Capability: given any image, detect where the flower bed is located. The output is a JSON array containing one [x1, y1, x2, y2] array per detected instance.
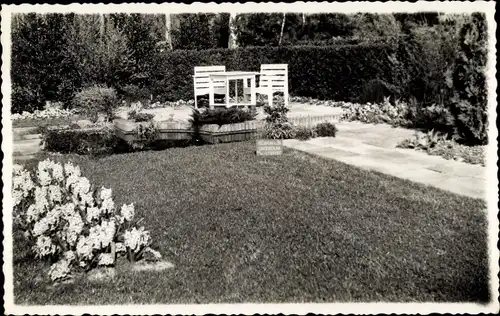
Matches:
[[398, 133, 486, 166], [42, 124, 119, 156], [12, 159, 163, 284], [114, 118, 262, 145], [12, 104, 81, 128]]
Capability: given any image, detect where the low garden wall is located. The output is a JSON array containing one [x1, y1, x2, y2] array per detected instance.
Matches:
[[114, 119, 264, 144], [114, 114, 342, 144]]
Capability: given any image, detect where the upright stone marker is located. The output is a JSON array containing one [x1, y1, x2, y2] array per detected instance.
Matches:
[[256, 139, 283, 156]]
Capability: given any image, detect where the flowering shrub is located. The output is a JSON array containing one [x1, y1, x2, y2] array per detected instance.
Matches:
[[12, 159, 161, 283], [340, 97, 412, 126], [11, 103, 76, 121], [260, 122, 296, 140], [145, 99, 195, 109], [289, 96, 344, 107]]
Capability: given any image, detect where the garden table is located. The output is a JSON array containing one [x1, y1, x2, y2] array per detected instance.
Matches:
[[208, 71, 260, 109]]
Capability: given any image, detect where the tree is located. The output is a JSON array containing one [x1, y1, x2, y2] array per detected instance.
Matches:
[[449, 13, 489, 145], [108, 14, 162, 88], [171, 13, 219, 49], [228, 12, 238, 49], [68, 14, 132, 91], [165, 13, 173, 49], [350, 13, 402, 40], [279, 13, 286, 46], [11, 13, 81, 112]]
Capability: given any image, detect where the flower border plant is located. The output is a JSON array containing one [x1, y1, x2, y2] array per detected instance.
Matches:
[[12, 159, 163, 283]]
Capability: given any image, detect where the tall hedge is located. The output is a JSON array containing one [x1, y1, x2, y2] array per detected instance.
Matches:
[[449, 13, 489, 145], [150, 43, 398, 103]]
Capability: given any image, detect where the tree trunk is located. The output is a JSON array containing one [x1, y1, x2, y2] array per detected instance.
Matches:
[[165, 13, 173, 49], [228, 12, 238, 49], [99, 14, 105, 39], [279, 13, 286, 46]]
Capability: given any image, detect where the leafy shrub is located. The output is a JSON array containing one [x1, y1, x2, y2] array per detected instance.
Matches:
[[397, 129, 447, 151], [121, 84, 152, 105], [315, 122, 338, 137], [263, 102, 290, 124], [295, 126, 317, 141], [128, 121, 161, 151], [397, 130, 485, 166], [260, 122, 296, 140], [188, 107, 256, 144], [408, 102, 455, 133], [260, 98, 297, 139], [128, 111, 155, 122], [72, 86, 118, 123], [12, 160, 161, 283], [195, 107, 257, 126], [42, 126, 119, 156]]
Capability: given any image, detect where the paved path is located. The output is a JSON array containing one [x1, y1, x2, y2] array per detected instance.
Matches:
[[283, 121, 486, 200], [13, 126, 43, 163], [116, 103, 344, 122]]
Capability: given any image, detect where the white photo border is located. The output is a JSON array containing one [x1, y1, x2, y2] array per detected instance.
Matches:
[[2, 2, 498, 315]]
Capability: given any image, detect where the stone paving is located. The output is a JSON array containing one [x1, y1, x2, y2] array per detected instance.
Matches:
[[283, 121, 487, 200], [13, 126, 43, 163], [115, 102, 344, 122]]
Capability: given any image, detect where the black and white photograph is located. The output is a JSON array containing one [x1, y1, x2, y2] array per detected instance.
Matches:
[[1, 2, 498, 314]]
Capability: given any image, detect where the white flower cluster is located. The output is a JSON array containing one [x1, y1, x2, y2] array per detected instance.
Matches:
[[124, 227, 151, 252], [12, 164, 34, 207], [11, 104, 76, 121], [12, 158, 159, 283], [130, 101, 144, 113], [143, 247, 163, 262], [48, 259, 72, 282], [120, 203, 134, 222], [12, 159, 161, 281]]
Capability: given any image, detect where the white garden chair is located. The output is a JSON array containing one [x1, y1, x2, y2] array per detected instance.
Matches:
[[247, 64, 289, 107], [193, 65, 227, 108]]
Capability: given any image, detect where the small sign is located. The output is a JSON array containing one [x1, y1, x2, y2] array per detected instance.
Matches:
[[256, 139, 283, 156]]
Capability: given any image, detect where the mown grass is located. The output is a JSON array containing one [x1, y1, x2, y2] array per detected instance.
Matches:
[[13, 141, 489, 304]]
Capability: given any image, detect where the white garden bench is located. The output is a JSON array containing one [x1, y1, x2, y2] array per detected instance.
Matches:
[[245, 64, 289, 107], [193, 65, 227, 108]]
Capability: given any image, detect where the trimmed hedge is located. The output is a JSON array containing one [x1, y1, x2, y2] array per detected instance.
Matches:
[[43, 126, 119, 156], [149, 44, 399, 103]]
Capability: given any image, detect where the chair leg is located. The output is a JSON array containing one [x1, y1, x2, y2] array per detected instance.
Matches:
[[194, 96, 198, 109], [284, 91, 289, 107], [268, 91, 273, 107]]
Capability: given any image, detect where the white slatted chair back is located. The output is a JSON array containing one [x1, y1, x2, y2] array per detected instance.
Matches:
[[194, 66, 226, 95], [259, 64, 288, 91], [193, 65, 227, 107], [258, 64, 289, 106]]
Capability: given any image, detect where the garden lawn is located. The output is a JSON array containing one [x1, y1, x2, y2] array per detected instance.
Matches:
[[13, 142, 489, 304]]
